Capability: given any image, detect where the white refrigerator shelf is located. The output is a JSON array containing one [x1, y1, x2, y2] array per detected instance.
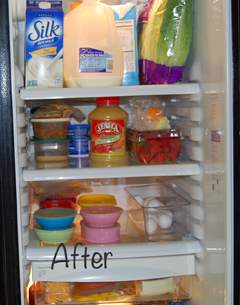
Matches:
[[32, 255, 196, 282], [28, 231, 201, 281], [23, 162, 201, 182], [27, 234, 201, 261], [20, 83, 200, 100]]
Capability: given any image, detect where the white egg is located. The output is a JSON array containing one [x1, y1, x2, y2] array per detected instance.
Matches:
[[146, 212, 158, 222], [146, 207, 158, 215], [160, 209, 173, 218], [144, 197, 165, 208], [146, 217, 158, 234], [158, 210, 173, 229], [134, 195, 144, 205], [144, 198, 165, 215]]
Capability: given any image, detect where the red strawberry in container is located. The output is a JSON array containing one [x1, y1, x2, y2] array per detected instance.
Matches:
[[137, 144, 152, 164], [127, 105, 181, 164]]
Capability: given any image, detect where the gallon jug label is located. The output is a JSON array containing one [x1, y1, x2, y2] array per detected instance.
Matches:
[[79, 48, 113, 73], [91, 119, 125, 155]]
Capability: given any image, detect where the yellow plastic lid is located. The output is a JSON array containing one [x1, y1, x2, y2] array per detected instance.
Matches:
[[78, 194, 117, 207]]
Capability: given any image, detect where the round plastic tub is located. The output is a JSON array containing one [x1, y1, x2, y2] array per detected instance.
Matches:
[[40, 198, 76, 209], [80, 206, 122, 228], [78, 194, 117, 207], [32, 118, 70, 139], [34, 208, 76, 230], [34, 227, 73, 244], [81, 221, 120, 244], [32, 138, 69, 164], [69, 138, 89, 155], [69, 155, 89, 168], [68, 124, 89, 137]]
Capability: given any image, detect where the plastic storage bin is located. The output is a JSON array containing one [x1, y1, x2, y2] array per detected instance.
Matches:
[[127, 129, 181, 164], [126, 184, 190, 241], [32, 138, 69, 168], [32, 118, 70, 139], [32, 278, 191, 304]]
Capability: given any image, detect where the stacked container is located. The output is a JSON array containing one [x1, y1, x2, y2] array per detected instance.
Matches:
[[33, 207, 76, 244], [68, 124, 90, 168], [78, 194, 122, 244], [32, 118, 70, 168]]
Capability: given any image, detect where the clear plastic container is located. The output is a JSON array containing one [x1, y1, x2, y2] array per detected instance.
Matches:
[[68, 124, 89, 137], [33, 278, 191, 304], [64, 0, 123, 87], [127, 129, 181, 164], [126, 184, 190, 241], [34, 281, 141, 304], [69, 155, 89, 168], [32, 138, 69, 167], [32, 118, 70, 139], [36, 160, 69, 169], [69, 138, 89, 155]]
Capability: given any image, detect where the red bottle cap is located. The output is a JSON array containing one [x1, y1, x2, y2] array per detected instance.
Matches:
[[96, 97, 120, 106]]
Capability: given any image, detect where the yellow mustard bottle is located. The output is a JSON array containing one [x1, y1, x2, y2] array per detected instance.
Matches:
[[89, 97, 128, 167]]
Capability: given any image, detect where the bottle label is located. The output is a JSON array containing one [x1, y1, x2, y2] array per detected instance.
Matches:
[[91, 119, 125, 154], [115, 19, 135, 73], [79, 48, 113, 73]]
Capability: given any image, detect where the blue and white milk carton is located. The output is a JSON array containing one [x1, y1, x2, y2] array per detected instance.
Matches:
[[25, 0, 63, 88]]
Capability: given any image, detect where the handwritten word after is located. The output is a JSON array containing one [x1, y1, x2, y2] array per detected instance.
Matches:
[[51, 243, 113, 270]]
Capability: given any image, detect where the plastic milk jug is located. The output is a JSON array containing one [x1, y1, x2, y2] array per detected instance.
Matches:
[[64, 0, 123, 87]]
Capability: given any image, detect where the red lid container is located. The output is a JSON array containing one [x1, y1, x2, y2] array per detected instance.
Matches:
[[40, 198, 76, 209]]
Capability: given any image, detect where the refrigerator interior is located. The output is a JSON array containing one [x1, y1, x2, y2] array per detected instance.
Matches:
[[8, 0, 233, 304]]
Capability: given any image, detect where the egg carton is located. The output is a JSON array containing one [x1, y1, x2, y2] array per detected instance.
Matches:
[[125, 184, 191, 241]]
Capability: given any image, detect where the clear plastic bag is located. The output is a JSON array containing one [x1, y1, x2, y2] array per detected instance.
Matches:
[[138, 0, 193, 84], [128, 97, 170, 131]]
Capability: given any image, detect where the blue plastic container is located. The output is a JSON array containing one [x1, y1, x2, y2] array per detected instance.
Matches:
[[68, 124, 89, 155], [68, 124, 89, 137], [69, 137, 89, 155], [34, 208, 76, 230], [69, 155, 89, 168]]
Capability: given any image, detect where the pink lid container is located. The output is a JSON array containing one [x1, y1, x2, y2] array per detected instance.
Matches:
[[80, 205, 122, 228], [81, 221, 120, 244]]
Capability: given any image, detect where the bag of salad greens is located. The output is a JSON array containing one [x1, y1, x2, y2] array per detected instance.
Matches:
[[138, 0, 192, 84]]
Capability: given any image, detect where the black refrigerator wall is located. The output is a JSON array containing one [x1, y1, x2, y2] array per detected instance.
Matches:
[[0, 0, 21, 304], [232, 0, 240, 304]]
